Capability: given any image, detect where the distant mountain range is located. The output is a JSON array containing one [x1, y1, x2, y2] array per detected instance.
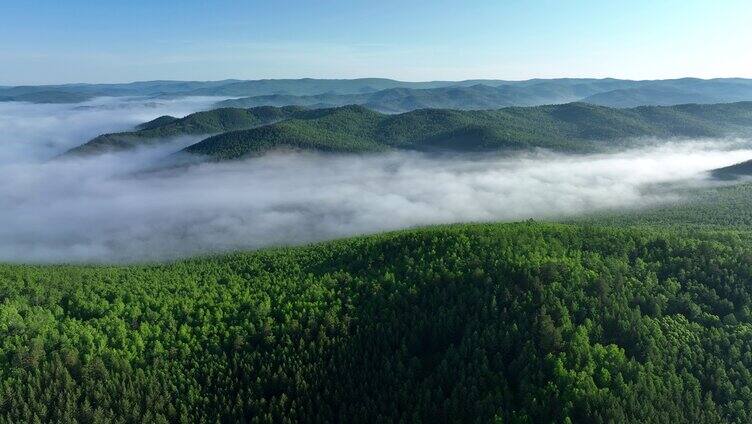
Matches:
[[6, 78, 752, 109], [64, 101, 752, 160], [214, 83, 596, 112]]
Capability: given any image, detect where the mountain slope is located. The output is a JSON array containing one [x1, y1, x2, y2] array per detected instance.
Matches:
[[3, 222, 752, 422], [64, 106, 307, 155], [183, 102, 752, 160], [711, 159, 752, 180]]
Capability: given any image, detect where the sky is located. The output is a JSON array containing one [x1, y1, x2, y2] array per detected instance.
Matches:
[[1, 0, 751, 85]]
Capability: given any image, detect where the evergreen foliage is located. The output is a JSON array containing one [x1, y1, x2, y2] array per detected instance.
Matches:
[[65, 106, 306, 155], [2, 223, 752, 422], [184, 102, 752, 160]]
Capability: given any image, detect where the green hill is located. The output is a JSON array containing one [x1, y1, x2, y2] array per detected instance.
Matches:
[[711, 159, 752, 180], [183, 102, 752, 160], [2, 222, 752, 422], [64, 106, 307, 155], [134, 115, 178, 130]]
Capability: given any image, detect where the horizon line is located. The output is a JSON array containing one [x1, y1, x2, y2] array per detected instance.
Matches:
[[3, 75, 752, 87]]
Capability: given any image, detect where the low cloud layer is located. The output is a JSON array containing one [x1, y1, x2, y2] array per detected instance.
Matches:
[[1, 98, 752, 263], [0, 96, 224, 164]]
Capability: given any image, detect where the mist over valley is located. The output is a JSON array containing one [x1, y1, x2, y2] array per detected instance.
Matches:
[[3, 96, 752, 262]]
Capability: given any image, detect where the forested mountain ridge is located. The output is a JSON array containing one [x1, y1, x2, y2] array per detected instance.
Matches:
[[0, 77, 633, 104], [215, 83, 613, 113], [183, 102, 752, 160], [215, 78, 752, 112], [2, 222, 752, 422], [4, 77, 752, 107], [64, 106, 307, 155]]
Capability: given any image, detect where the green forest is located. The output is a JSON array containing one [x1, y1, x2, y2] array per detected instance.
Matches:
[[3, 221, 752, 422], [183, 102, 752, 160], [64, 106, 307, 156], [63, 101, 752, 159]]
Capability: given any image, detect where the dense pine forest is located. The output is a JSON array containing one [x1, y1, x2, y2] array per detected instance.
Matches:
[[2, 222, 752, 422]]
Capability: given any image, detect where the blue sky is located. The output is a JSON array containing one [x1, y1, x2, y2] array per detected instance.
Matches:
[[1, 0, 750, 84]]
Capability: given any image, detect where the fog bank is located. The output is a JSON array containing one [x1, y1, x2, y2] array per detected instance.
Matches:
[[0, 96, 224, 164], [2, 144, 751, 263]]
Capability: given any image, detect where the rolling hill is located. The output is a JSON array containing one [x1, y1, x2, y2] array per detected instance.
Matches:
[[64, 106, 307, 155], [182, 102, 752, 160], [134, 115, 179, 130], [3, 222, 752, 422], [216, 78, 752, 112]]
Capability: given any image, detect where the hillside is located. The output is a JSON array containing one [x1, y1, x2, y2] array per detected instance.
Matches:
[[587, 182, 752, 229], [134, 115, 178, 130], [2, 222, 752, 422], [64, 106, 307, 155], [183, 102, 752, 160], [711, 159, 752, 180]]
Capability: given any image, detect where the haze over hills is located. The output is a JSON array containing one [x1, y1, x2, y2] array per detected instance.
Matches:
[[5, 78, 752, 109], [582, 79, 752, 108], [214, 79, 644, 112]]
